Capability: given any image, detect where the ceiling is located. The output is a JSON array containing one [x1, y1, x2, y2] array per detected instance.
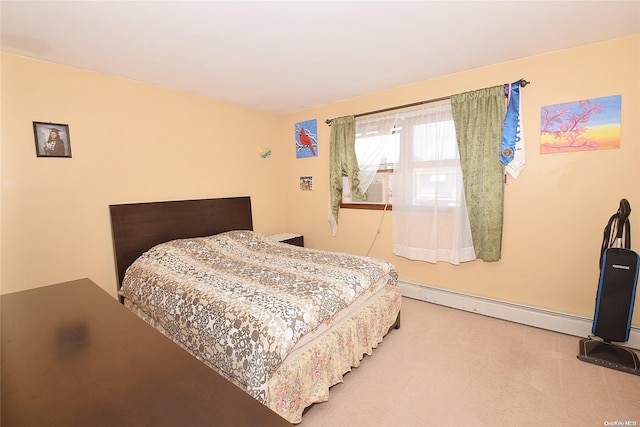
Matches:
[[2, 1, 639, 115]]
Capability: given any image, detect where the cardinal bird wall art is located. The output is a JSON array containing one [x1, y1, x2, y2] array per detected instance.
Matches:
[[295, 119, 318, 159]]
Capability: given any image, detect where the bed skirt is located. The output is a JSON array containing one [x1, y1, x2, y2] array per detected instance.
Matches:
[[125, 284, 401, 423]]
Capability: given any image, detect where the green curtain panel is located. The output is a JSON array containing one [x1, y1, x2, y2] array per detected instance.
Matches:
[[328, 116, 361, 235], [451, 86, 506, 261]]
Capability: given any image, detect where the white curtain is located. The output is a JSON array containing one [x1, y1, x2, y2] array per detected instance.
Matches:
[[354, 114, 399, 196], [391, 103, 475, 264]]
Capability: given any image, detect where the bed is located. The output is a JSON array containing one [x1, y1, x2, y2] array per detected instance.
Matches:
[[110, 196, 401, 423]]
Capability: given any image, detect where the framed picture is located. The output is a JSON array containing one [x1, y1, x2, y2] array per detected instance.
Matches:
[[300, 176, 313, 191], [295, 119, 318, 159], [540, 95, 621, 154], [33, 121, 72, 158]]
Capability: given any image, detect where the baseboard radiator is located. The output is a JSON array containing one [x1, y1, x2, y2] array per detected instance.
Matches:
[[398, 280, 640, 351]]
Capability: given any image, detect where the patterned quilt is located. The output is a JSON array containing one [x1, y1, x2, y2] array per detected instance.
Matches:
[[120, 230, 398, 403]]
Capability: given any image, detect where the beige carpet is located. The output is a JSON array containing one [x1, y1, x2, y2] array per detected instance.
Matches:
[[300, 297, 640, 427]]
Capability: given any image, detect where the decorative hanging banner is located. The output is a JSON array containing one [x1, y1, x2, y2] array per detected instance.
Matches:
[[500, 82, 521, 166], [506, 90, 525, 179], [501, 81, 525, 179]]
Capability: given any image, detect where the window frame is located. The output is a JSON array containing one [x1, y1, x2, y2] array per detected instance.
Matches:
[[341, 103, 459, 211]]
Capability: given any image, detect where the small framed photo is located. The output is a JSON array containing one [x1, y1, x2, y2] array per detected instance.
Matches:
[[33, 121, 72, 158]]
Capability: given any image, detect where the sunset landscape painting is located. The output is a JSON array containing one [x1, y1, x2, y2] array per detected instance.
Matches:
[[540, 95, 621, 154]]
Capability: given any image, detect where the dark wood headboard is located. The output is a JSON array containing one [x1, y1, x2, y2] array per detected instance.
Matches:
[[109, 196, 253, 295]]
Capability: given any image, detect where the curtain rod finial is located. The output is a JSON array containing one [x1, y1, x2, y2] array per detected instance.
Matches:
[[520, 79, 530, 87]]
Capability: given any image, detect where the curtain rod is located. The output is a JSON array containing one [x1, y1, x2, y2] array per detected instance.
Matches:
[[324, 78, 529, 126]]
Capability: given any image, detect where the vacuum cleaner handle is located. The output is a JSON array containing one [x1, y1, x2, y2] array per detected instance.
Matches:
[[615, 199, 631, 247], [616, 199, 631, 232], [601, 199, 633, 267]]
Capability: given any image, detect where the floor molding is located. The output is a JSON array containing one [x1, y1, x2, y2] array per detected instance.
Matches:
[[398, 280, 640, 350]]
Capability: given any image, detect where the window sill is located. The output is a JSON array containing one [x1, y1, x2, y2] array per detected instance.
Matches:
[[339, 203, 393, 211]]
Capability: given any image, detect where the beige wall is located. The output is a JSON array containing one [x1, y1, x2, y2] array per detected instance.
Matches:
[[2, 36, 639, 327], [282, 36, 640, 324], [1, 54, 287, 297]]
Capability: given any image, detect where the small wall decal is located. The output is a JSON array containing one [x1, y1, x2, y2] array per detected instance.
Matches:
[[540, 95, 621, 154], [295, 119, 318, 159], [259, 147, 272, 158]]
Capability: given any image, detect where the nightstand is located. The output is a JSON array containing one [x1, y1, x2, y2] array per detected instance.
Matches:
[[270, 233, 304, 247]]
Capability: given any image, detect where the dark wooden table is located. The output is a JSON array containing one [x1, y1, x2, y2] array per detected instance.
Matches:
[[1, 278, 290, 426]]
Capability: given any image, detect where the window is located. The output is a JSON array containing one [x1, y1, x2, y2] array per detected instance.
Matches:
[[341, 102, 459, 210], [333, 101, 474, 264], [391, 102, 474, 264], [339, 114, 398, 209], [402, 117, 459, 208]]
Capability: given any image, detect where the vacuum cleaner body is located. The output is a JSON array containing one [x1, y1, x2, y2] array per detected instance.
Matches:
[[578, 199, 640, 375], [593, 247, 639, 342]]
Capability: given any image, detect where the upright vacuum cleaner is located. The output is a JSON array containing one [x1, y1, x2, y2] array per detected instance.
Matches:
[[578, 199, 640, 375]]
